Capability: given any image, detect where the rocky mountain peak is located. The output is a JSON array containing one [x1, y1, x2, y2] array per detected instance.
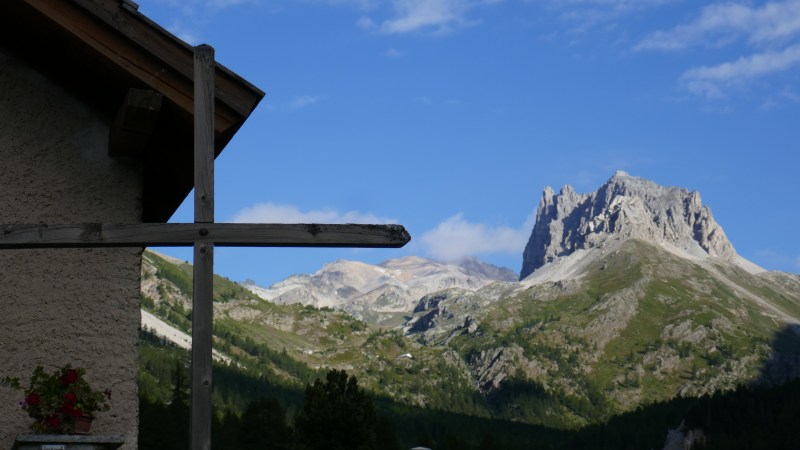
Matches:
[[520, 172, 747, 280], [612, 169, 630, 178]]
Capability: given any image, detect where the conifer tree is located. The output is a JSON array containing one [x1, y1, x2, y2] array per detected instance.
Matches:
[[294, 369, 378, 450], [239, 397, 292, 450]]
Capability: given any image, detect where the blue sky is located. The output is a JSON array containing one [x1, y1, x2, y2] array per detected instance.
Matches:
[[142, 0, 800, 286]]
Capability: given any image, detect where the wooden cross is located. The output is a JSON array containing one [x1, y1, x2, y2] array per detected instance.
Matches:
[[0, 45, 410, 450]]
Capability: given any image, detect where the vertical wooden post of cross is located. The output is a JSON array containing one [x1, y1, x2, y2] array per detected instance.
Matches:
[[191, 44, 215, 450]]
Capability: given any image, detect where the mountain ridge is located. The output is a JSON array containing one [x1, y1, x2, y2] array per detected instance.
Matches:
[[520, 171, 762, 280], [242, 255, 516, 326]]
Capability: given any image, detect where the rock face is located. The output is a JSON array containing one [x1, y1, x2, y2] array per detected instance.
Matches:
[[520, 171, 744, 280]]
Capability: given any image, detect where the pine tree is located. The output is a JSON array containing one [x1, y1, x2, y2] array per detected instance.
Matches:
[[294, 369, 378, 450], [167, 362, 190, 450], [239, 397, 292, 450]]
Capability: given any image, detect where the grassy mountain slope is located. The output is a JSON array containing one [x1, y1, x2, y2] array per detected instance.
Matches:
[[404, 239, 800, 426], [140, 251, 485, 415], [139, 244, 800, 429]]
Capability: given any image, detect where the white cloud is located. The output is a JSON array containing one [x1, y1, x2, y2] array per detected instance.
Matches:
[[161, 19, 202, 45], [553, 0, 669, 5], [231, 203, 397, 224], [368, 0, 501, 34], [356, 16, 377, 29], [539, 0, 674, 33], [207, 0, 254, 7], [681, 43, 800, 97], [386, 48, 404, 57], [147, 0, 258, 44], [379, 0, 468, 34], [635, 1, 800, 51], [539, 0, 671, 12], [633, 1, 800, 98], [683, 43, 800, 81], [753, 249, 800, 273], [288, 95, 321, 110], [781, 86, 800, 101], [154, 0, 256, 11], [160, 0, 491, 36], [419, 213, 535, 262]]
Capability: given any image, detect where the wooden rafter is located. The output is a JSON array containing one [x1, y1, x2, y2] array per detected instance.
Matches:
[[20, 0, 263, 135]]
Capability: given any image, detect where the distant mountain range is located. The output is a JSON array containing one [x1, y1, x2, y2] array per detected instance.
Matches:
[[140, 171, 800, 431], [242, 256, 516, 327]]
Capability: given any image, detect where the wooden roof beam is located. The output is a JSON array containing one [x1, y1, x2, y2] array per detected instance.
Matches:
[[22, 0, 263, 135]]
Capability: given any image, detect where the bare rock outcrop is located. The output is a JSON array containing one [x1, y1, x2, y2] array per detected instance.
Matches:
[[520, 171, 743, 280]]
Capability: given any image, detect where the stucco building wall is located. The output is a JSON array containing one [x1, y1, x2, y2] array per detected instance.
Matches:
[[0, 46, 143, 449]]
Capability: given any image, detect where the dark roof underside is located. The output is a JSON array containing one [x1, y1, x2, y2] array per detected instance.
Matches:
[[0, 0, 265, 222]]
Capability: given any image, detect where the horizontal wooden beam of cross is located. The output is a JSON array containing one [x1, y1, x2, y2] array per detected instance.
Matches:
[[0, 44, 409, 450], [0, 223, 410, 249]]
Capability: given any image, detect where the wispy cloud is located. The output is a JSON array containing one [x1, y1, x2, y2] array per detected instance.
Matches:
[[379, 0, 471, 34], [420, 213, 535, 262], [207, 0, 255, 7], [536, 0, 674, 34], [781, 86, 800, 101], [231, 203, 397, 224], [157, 0, 491, 36], [753, 249, 800, 273], [288, 95, 321, 110], [146, 0, 259, 43], [156, 0, 258, 9], [166, 21, 201, 45], [635, 1, 800, 98], [356, 16, 377, 29], [682, 43, 800, 98], [636, 1, 800, 51], [356, 0, 499, 35]]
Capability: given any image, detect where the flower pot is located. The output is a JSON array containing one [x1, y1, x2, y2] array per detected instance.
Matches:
[[73, 415, 93, 435]]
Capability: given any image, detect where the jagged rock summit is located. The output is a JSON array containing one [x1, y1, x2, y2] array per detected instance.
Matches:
[[520, 171, 761, 280]]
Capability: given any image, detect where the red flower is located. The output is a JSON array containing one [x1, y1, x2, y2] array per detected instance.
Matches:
[[60, 369, 79, 385], [25, 392, 40, 405], [64, 392, 78, 404], [61, 402, 74, 415], [71, 407, 82, 417], [46, 416, 62, 430]]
